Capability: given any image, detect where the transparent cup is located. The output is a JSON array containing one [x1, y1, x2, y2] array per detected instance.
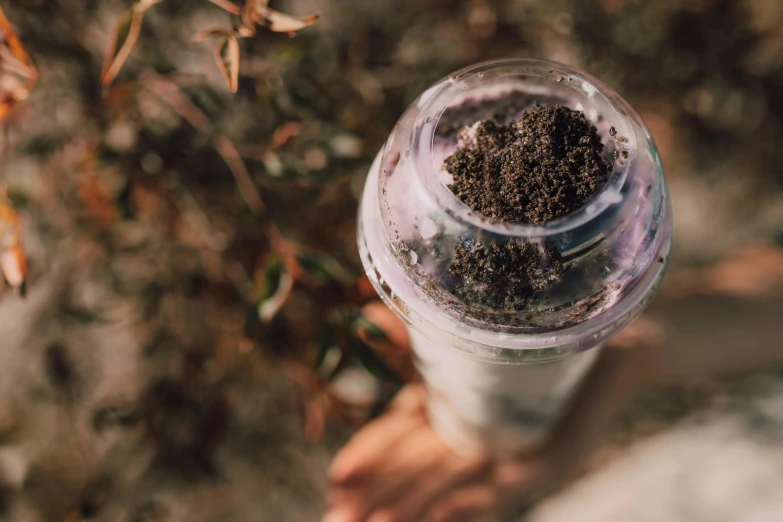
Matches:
[[357, 59, 672, 457]]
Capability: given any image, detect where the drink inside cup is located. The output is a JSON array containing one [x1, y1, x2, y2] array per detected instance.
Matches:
[[358, 59, 672, 456]]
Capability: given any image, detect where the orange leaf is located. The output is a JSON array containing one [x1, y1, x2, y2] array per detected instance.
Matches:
[[0, 7, 38, 119], [77, 175, 118, 227], [101, 9, 144, 87], [0, 199, 20, 227], [0, 6, 31, 64], [1, 243, 26, 296]]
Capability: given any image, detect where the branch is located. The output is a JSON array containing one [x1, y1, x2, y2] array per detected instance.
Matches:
[[140, 71, 266, 218]]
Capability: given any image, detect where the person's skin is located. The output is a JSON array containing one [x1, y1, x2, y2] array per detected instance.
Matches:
[[324, 309, 663, 522]]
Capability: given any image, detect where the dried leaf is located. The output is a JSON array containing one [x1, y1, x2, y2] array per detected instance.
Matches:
[[0, 198, 20, 228], [77, 175, 119, 227], [238, 1, 258, 37], [193, 29, 241, 92], [207, 0, 241, 15], [135, 0, 164, 11], [271, 121, 301, 148], [261, 7, 319, 34], [101, 9, 144, 87], [254, 255, 294, 323], [214, 35, 240, 93], [0, 243, 26, 296], [249, 1, 318, 35], [0, 6, 38, 119], [193, 27, 236, 42], [0, 6, 32, 64]]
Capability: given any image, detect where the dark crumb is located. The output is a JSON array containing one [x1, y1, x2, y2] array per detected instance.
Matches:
[[449, 240, 565, 310], [609, 126, 617, 136], [445, 104, 611, 225]]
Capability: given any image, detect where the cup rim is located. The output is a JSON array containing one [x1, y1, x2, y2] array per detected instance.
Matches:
[[408, 58, 638, 238]]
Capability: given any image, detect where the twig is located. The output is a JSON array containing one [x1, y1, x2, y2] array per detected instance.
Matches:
[[140, 70, 211, 132], [101, 10, 144, 87], [139, 70, 267, 218], [213, 135, 265, 217], [0, 6, 33, 65], [206, 0, 242, 15]]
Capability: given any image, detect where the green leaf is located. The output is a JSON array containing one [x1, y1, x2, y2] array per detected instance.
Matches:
[[351, 336, 401, 383], [254, 255, 293, 323], [295, 247, 351, 286], [351, 315, 389, 343]]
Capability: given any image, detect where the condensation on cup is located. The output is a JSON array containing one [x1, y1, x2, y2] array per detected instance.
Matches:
[[357, 59, 673, 457]]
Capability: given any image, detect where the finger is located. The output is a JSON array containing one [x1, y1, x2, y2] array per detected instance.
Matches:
[[426, 484, 500, 522], [329, 408, 426, 485], [389, 383, 427, 415], [328, 422, 457, 522], [366, 453, 489, 522], [361, 301, 411, 351]]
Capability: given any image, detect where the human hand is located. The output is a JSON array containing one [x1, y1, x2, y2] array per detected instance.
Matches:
[[325, 309, 662, 522]]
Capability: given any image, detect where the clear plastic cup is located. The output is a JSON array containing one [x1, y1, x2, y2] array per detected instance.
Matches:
[[357, 59, 672, 457]]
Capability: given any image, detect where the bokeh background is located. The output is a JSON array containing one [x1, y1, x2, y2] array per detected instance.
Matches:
[[0, 0, 782, 520]]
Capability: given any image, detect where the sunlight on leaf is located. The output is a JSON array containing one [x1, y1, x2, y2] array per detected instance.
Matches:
[[254, 254, 294, 323], [260, 7, 319, 35], [0, 200, 26, 296], [194, 29, 241, 92], [0, 6, 38, 119], [244, 0, 318, 37]]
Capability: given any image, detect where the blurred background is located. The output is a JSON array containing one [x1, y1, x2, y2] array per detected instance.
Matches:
[[0, 0, 782, 520]]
